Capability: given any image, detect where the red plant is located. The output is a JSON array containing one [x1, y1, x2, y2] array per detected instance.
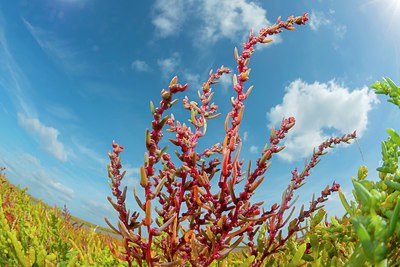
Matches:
[[105, 13, 357, 266]]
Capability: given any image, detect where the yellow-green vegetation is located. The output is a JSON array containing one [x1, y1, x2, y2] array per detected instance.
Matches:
[[0, 167, 127, 267]]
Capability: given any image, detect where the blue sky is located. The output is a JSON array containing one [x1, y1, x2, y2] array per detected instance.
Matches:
[[0, 0, 399, 229]]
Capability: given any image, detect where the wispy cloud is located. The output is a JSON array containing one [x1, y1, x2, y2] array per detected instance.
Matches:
[[183, 73, 202, 91], [267, 79, 379, 162], [18, 113, 67, 162], [0, 11, 36, 116], [334, 25, 347, 40], [0, 149, 74, 203], [309, 9, 347, 40], [309, 10, 332, 31], [249, 145, 258, 154], [80, 198, 115, 218], [121, 165, 140, 188], [46, 104, 79, 121], [131, 60, 152, 72], [157, 52, 181, 78], [243, 131, 248, 142], [22, 17, 87, 75], [73, 140, 107, 166]]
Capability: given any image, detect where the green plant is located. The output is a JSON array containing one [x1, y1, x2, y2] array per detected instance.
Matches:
[[339, 77, 400, 266], [0, 168, 127, 266]]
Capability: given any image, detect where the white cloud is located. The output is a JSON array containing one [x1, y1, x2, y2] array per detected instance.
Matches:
[[309, 10, 331, 31], [249, 145, 258, 154], [0, 149, 74, 203], [199, 0, 279, 45], [334, 25, 347, 40], [18, 113, 67, 162], [73, 141, 107, 166], [46, 104, 79, 121], [81, 198, 115, 218], [243, 131, 248, 141], [152, 0, 280, 47], [267, 79, 379, 162], [22, 18, 87, 75], [152, 0, 188, 38], [131, 60, 152, 72], [183, 73, 201, 91], [157, 52, 181, 78], [31, 169, 74, 202], [219, 72, 233, 93], [309, 10, 347, 40], [18, 152, 41, 167], [121, 166, 140, 187], [0, 12, 36, 117]]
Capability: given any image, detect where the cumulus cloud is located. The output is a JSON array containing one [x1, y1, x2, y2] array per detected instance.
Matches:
[[152, 0, 188, 37], [131, 60, 152, 72], [198, 0, 278, 45], [17, 113, 67, 162], [266, 79, 379, 162], [152, 0, 279, 47]]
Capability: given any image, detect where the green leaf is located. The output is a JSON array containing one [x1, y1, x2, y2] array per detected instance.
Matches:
[[238, 255, 255, 267], [351, 218, 374, 259], [387, 128, 400, 147], [257, 224, 266, 252], [384, 180, 400, 191], [288, 239, 307, 267], [386, 194, 400, 238], [352, 180, 372, 208], [339, 187, 354, 217], [344, 243, 368, 267], [386, 77, 399, 91], [331, 216, 339, 227]]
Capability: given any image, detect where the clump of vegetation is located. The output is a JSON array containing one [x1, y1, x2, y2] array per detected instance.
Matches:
[[0, 167, 126, 266]]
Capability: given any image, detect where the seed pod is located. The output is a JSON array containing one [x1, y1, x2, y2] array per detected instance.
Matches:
[[170, 76, 178, 86], [169, 98, 179, 108], [144, 152, 149, 167], [145, 200, 152, 226], [250, 176, 265, 192], [140, 166, 147, 188], [224, 114, 230, 132], [244, 86, 253, 99], [260, 150, 272, 166], [234, 47, 239, 61], [150, 101, 155, 114], [145, 128, 151, 148], [154, 176, 167, 196], [237, 106, 244, 123]]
